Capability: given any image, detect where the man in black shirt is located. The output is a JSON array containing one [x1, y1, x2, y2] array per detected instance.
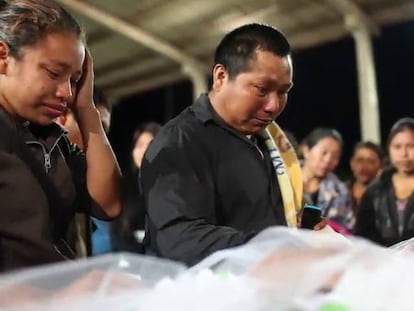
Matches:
[[141, 23, 300, 266]]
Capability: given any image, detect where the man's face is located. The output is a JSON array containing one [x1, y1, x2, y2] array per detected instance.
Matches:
[[350, 147, 382, 184], [0, 32, 84, 125], [211, 50, 293, 134]]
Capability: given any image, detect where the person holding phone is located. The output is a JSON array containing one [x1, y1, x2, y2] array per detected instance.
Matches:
[[301, 128, 353, 234], [0, 0, 122, 272]]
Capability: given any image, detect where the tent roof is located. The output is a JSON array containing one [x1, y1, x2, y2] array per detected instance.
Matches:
[[57, 0, 414, 99]]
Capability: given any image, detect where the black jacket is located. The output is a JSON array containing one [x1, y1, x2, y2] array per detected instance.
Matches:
[[354, 167, 414, 246], [0, 107, 91, 272], [141, 94, 285, 266]]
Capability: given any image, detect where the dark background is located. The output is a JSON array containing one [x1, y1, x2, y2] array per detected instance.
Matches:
[[108, 20, 414, 177]]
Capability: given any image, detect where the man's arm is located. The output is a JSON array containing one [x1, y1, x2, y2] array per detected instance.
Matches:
[[141, 125, 255, 266]]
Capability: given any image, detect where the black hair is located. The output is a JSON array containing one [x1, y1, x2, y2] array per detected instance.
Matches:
[[213, 23, 290, 79], [387, 117, 414, 147], [352, 141, 384, 162], [302, 127, 343, 149], [131, 122, 162, 148], [93, 85, 110, 111]]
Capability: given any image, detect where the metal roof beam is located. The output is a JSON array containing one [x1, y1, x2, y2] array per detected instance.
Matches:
[[57, 0, 207, 71], [323, 0, 380, 35], [56, 0, 208, 99], [105, 70, 187, 99], [95, 57, 173, 86]]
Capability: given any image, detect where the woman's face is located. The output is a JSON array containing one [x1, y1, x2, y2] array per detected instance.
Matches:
[[132, 131, 155, 168], [303, 136, 342, 178], [389, 129, 414, 174], [0, 31, 85, 125]]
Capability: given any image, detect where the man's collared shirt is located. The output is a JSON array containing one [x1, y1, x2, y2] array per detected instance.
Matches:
[[141, 93, 285, 266]]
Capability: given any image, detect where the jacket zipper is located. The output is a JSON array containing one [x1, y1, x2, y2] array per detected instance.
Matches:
[[44, 153, 51, 171], [26, 133, 66, 173]]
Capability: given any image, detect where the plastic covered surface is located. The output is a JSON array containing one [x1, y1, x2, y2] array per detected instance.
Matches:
[[2, 228, 414, 310], [390, 237, 414, 253], [0, 252, 185, 311]]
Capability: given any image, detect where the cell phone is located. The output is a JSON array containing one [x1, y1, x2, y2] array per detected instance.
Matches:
[[301, 203, 322, 229]]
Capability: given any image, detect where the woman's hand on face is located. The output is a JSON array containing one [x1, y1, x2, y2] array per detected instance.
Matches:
[[72, 49, 94, 112]]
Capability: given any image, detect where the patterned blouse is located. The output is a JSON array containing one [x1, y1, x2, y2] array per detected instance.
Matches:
[[304, 173, 354, 232]]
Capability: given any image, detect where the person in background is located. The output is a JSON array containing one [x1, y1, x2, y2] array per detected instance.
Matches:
[[60, 86, 111, 145], [284, 129, 301, 157], [348, 141, 383, 215], [354, 118, 414, 246], [301, 128, 353, 233], [111, 122, 161, 253], [140, 23, 326, 266], [0, 0, 121, 272]]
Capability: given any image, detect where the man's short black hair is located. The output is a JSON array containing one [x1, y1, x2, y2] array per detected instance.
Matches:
[[213, 23, 291, 79]]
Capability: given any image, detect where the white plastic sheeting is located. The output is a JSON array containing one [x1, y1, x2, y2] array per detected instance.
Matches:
[[2, 227, 414, 311]]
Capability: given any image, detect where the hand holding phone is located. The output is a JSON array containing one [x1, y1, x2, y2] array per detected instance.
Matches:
[[301, 203, 322, 229]]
